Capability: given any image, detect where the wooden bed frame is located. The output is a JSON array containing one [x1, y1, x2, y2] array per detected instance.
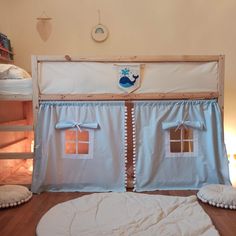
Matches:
[[32, 55, 225, 133], [31, 55, 225, 189], [31, 55, 225, 123]]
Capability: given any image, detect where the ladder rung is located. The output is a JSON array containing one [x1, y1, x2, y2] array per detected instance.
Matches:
[[0, 152, 34, 159], [0, 125, 33, 131]]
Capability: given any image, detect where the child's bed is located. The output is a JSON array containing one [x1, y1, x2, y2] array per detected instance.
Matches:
[[0, 64, 33, 185], [31, 55, 230, 193], [32, 55, 230, 236]]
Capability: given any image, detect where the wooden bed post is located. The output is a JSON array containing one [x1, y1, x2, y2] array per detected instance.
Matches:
[[31, 56, 39, 130], [218, 55, 225, 115], [31, 55, 40, 165]]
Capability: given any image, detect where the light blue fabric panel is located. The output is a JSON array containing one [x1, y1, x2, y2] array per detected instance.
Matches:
[[32, 101, 126, 193], [133, 100, 230, 191]]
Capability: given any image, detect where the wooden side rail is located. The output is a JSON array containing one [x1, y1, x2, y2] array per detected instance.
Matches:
[[0, 152, 34, 159], [39, 92, 219, 101]]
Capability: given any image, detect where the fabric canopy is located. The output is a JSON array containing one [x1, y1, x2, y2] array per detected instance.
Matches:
[[39, 61, 218, 94], [32, 101, 126, 193], [133, 100, 230, 191]]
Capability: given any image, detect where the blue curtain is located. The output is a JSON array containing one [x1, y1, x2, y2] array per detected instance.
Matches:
[[133, 100, 230, 191], [32, 101, 126, 193]]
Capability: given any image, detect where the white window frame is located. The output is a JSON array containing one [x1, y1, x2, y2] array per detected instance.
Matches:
[[165, 127, 198, 158], [64, 128, 94, 159]]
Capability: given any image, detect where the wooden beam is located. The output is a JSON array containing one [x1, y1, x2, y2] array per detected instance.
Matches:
[[35, 55, 222, 63], [39, 92, 219, 101], [0, 125, 33, 131], [218, 55, 225, 114], [31, 55, 39, 127], [0, 118, 27, 125], [0, 152, 34, 159], [0, 94, 32, 101]]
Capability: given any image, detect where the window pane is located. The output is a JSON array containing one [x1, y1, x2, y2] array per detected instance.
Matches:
[[65, 142, 76, 154], [65, 130, 76, 141], [170, 142, 181, 152], [78, 143, 89, 154], [183, 141, 194, 152], [78, 131, 89, 142], [183, 128, 193, 139], [170, 128, 181, 140]]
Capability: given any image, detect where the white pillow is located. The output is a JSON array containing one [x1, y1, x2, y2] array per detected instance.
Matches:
[[197, 184, 236, 209], [0, 185, 32, 208], [0, 64, 31, 80]]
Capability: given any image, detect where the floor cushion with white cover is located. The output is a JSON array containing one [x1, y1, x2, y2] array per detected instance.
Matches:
[[197, 184, 236, 209], [37, 192, 219, 236], [0, 185, 32, 208]]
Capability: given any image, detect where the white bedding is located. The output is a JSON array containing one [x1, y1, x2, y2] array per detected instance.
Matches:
[[0, 79, 32, 95], [0, 64, 32, 95], [37, 192, 219, 236]]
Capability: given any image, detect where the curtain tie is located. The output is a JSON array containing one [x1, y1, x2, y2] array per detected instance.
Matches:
[[55, 121, 99, 131]]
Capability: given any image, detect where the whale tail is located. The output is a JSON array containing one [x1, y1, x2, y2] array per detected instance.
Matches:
[[132, 75, 139, 84]]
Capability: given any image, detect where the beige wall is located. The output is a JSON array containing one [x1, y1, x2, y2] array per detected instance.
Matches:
[[1, 0, 236, 153]]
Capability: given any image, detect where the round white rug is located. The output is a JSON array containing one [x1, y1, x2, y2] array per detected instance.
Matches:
[[37, 192, 219, 236]]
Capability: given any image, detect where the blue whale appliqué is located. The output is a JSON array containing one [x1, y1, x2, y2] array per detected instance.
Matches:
[[119, 75, 139, 88]]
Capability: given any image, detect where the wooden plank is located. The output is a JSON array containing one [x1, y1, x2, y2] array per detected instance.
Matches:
[[0, 152, 34, 159], [39, 92, 219, 101], [23, 101, 33, 125], [0, 101, 25, 123], [36, 55, 222, 63], [0, 118, 27, 125], [31, 55, 39, 127], [0, 94, 32, 101], [0, 138, 28, 152], [0, 125, 33, 131], [23, 101, 34, 151], [218, 55, 225, 114]]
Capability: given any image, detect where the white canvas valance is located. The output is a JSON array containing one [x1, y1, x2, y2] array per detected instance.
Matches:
[[38, 61, 218, 94]]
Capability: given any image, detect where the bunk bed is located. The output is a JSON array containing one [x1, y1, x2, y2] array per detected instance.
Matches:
[[0, 63, 33, 185], [31, 55, 230, 193]]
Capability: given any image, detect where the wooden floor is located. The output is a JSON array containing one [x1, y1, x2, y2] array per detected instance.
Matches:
[[0, 190, 236, 236]]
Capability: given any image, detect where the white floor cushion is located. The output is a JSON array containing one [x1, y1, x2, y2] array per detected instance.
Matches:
[[197, 184, 236, 209], [37, 192, 219, 236], [0, 185, 32, 208]]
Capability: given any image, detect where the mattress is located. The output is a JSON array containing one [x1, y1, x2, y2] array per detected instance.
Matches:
[[0, 79, 32, 95]]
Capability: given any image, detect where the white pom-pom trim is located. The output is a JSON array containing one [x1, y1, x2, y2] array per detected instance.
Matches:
[[124, 106, 128, 190], [131, 108, 137, 192], [0, 192, 32, 209], [197, 192, 236, 210]]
